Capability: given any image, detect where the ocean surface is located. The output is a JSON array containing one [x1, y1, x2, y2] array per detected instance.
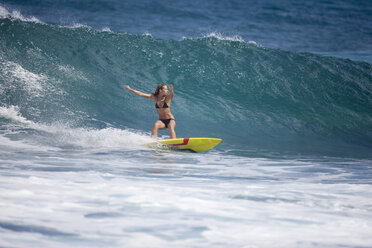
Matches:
[[1, 1, 372, 247]]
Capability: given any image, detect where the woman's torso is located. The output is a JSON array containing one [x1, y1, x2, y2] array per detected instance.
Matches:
[[152, 95, 174, 119]]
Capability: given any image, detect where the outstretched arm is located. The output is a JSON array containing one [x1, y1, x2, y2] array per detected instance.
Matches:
[[123, 85, 152, 99]]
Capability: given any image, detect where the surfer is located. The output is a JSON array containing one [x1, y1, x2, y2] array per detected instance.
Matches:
[[123, 84, 176, 139]]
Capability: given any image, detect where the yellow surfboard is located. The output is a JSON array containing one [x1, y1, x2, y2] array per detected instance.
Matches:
[[147, 138, 222, 153]]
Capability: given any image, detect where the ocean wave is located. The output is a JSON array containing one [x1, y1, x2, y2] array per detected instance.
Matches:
[[0, 17, 371, 157]]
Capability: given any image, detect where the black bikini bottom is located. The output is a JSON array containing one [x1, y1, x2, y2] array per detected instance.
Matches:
[[160, 118, 175, 128]]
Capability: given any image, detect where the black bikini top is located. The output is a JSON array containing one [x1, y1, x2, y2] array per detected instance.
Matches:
[[155, 101, 169, 108]]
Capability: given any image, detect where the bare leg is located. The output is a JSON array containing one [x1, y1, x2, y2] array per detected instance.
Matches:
[[151, 129, 157, 138], [152, 120, 166, 138], [168, 120, 176, 139]]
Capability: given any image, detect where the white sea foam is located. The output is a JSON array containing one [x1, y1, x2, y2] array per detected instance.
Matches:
[[0, 60, 67, 101], [0, 5, 41, 23], [247, 40, 258, 45], [56, 126, 153, 149], [0, 105, 34, 126], [205, 32, 245, 42], [0, 105, 152, 150], [0, 151, 371, 248], [58, 65, 89, 82], [1, 61, 47, 93], [67, 23, 91, 29], [0, 135, 57, 153], [101, 27, 112, 32], [182, 32, 259, 46], [143, 32, 153, 37]]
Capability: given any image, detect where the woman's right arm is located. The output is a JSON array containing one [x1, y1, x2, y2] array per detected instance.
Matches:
[[123, 85, 152, 99]]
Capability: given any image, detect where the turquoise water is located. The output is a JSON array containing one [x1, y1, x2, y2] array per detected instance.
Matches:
[[1, 4, 372, 248], [1, 17, 371, 157]]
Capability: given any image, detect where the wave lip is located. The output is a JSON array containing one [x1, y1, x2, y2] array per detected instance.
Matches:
[[203, 32, 246, 43], [0, 5, 41, 23]]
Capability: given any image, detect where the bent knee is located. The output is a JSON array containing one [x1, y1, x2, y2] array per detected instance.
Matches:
[[154, 121, 166, 129]]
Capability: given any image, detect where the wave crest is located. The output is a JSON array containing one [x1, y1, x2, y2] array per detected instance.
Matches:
[[0, 5, 41, 23]]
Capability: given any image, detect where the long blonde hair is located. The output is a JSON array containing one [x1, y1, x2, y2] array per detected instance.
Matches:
[[154, 83, 166, 96]]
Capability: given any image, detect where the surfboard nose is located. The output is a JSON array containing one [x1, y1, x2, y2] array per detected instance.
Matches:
[[209, 138, 222, 146]]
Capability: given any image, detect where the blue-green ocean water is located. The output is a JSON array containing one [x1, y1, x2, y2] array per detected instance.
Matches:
[[1, 2, 372, 248], [1, 16, 371, 157]]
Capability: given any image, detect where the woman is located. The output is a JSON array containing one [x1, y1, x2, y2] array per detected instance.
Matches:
[[123, 84, 176, 139]]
